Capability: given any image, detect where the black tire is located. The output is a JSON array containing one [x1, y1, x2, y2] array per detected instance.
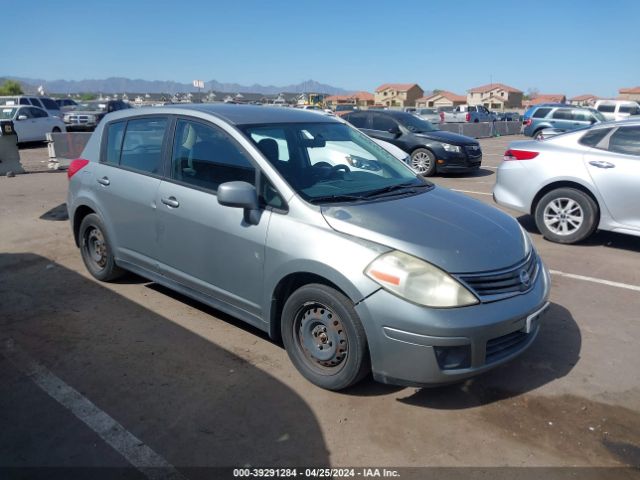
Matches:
[[52, 127, 61, 133], [533, 129, 545, 140], [79, 213, 125, 281], [534, 188, 598, 244], [410, 148, 436, 176], [281, 284, 370, 391]]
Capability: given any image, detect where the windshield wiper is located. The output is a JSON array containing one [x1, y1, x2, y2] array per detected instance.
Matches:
[[361, 182, 431, 199], [311, 193, 366, 204]]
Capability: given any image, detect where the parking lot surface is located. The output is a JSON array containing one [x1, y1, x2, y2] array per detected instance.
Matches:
[[1, 138, 639, 476]]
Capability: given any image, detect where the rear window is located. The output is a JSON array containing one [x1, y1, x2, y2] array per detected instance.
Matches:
[[619, 105, 640, 114], [597, 104, 615, 113], [532, 108, 552, 118], [120, 118, 168, 174], [579, 128, 612, 147]]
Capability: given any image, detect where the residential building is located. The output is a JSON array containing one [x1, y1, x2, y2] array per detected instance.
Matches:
[[325, 91, 375, 109], [569, 94, 598, 107], [619, 86, 640, 102], [416, 91, 466, 109], [467, 83, 523, 109], [374, 83, 424, 108], [523, 94, 567, 108]]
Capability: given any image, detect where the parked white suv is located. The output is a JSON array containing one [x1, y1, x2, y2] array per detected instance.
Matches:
[[0, 95, 63, 119], [594, 100, 640, 121]]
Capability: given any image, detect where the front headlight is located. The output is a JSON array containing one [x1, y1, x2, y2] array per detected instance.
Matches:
[[365, 251, 478, 308], [519, 223, 533, 257], [442, 143, 461, 153]]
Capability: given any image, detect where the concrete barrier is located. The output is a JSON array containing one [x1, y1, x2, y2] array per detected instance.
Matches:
[[438, 121, 522, 138], [0, 122, 24, 176], [47, 132, 92, 170]]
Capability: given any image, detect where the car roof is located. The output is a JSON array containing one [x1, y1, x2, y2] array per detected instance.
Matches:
[[111, 104, 340, 126]]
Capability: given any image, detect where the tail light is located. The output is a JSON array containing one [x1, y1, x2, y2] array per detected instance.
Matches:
[[68, 158, 89, 179], [466, 112, 470, 122], [523, 118, 532, 126], [503, 149, 539, 161]]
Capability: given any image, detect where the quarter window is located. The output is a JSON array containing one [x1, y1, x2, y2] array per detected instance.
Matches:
[[607, 126, 640, 156], [105, 121, 126, 165], [119, 118, 167, 174], [171, 119, 255, 191]]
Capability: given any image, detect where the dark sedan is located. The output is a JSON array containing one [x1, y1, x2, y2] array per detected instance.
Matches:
[[343, 110, 481, 176]]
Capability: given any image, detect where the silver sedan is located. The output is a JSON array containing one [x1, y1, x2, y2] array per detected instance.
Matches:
[[494, 119, 640, 244]]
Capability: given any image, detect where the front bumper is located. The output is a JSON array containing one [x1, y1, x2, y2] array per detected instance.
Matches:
[[355, 258, 551, 387], [434, 146, 482, 172]]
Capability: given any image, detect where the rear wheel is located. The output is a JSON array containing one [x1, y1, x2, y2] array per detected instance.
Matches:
[[533, 129, 545, 140], [534, 188, 598, 244], [281, 284, 370, 390], [410, 148, 436, 176], [79, 213, 125, 281], [52, 127, 61, 133]]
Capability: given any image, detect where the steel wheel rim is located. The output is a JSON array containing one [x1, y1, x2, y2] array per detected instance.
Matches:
[[411, 152, 431, 174], [543, 197, 584, 236], [85, 227, 107, 268], [294, 302, 348, 374]]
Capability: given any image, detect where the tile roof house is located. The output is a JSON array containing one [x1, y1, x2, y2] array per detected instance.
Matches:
[[523, 94, 567, 107], [569, 94, 598, 107], [325, 91, 375, 108], [619, 86, 640, 102], [416, 91, 466, 108], [374, 83, 424, 108], [467, 83, 523, 109]]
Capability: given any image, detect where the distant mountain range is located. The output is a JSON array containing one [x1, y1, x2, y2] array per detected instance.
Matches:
[[2, 76, 352, 95]]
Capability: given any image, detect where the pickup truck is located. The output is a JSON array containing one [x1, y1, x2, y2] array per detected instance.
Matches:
[[440, 105, 496, 123]]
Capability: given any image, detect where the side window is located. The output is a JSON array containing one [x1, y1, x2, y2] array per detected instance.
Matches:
[[30, 98, 44, 108], [40, 98, 58, 110], [345, 112, 369, 128], [597, 104, 615, 113], [18, 107, 32, 118], [249, 127, 290, 162], [371, 114, 397, 132], [571, 110, 590, 122], [19, 98, 30, 105], [532, 108, 552, 118], [607, 126, 640, 157], [551, 109, 572, 120], [30, 107, 47, 118], [104, 121, 126, 165], [171, 119, 255, 191], [120, 117, 168, 174], [579, 128, 613, 147]]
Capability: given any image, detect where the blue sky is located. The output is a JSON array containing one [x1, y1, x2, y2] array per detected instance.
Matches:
[[3, 0, 639, 97]]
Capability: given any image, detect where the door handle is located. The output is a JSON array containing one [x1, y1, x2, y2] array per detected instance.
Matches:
[[97, 176, 110, 186], [161, 196, 180, 208], [589, 160, 615, 169]]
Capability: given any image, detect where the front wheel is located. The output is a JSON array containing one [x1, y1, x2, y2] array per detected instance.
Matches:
[[534, 188, 598, 244], [281, 284, 370, 390], [52, 127, 61, 133], [410, 148, 436, 176]]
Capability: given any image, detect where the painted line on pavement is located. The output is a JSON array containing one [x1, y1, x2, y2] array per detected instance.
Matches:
[[2, 339, 186, 480], [452, 189, 493, 196], [550, 270, 640, 293]]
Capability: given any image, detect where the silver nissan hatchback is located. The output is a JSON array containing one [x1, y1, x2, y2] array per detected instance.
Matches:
[[67, 104, 550, 391]]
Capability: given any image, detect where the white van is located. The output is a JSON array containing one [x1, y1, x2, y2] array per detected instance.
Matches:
[[594, 99, 640, 121]]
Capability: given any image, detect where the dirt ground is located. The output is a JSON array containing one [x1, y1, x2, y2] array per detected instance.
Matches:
[[1, 139, 639, 478]]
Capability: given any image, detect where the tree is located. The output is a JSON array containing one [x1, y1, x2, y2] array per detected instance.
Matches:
[[79, 93, 97, 101], [524, 87, 539, 101], [0, 80, 24, 95]]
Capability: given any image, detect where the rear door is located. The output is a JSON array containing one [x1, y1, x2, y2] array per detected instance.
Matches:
[[584, 125, 640, 229], [155, 117, 271, 319], [93, 116, 168, 271], [549, 108, 573, 131]]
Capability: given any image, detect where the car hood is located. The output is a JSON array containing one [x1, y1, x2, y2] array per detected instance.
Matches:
[[321, 187, 526, 273], [414, 130, 478, 146]]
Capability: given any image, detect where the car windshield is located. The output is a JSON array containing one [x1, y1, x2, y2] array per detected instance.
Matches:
[[75, 102, 107, 112], [0, 107, 18, 120], [242, 122, 430, 204], [591, 110, 607, 122], [395, 112, 438, 133]]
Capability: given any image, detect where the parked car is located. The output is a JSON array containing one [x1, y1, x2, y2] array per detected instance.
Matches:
[[440, 105, 496, 123], [63, 100, 131, 131], [594, 100, 640, 122], [521, 105, 605, 138], [333, 104, 357, 117], [0, 105, 65, 143], [494, 111, 520, 122], [414, 108, 440, 123], [55, 98, 79, 111], [67, 104, 549, 390], [0, 95, 62, 119], [494, 119, 640, 244], [343, 109, 482, 176]]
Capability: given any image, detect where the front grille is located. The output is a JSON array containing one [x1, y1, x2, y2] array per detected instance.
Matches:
[[485, 330, 529, 364], [458, 251, 538, 302], [67, 115, 90, 124], [464, 145, 482, 158]]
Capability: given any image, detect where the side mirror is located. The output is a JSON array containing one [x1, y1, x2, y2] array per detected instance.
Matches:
[[388, 125, 401, 136], [17, 115, 28, 121], [217, 181, 261, 225]]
